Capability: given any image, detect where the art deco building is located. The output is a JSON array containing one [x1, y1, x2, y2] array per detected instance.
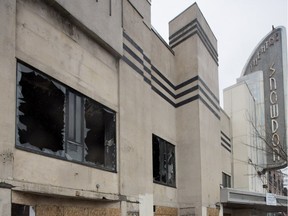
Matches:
[[0, 0, 287, 216]]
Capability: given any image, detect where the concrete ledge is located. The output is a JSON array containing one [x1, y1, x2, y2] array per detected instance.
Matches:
[[2, 179, 121, 202]]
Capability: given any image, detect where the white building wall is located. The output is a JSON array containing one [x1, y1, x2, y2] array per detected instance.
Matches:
[[224, 82, 266, 193]]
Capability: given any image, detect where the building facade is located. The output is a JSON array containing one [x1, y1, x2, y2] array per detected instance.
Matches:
[[0, 1, 287, 216], [0, 0, 223, 215]]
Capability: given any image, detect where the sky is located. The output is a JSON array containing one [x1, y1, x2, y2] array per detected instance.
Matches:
[[151, 0, 288, 106]]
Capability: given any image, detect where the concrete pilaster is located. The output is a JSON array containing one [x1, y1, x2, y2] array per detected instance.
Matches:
[[0, 0, 16, 179]]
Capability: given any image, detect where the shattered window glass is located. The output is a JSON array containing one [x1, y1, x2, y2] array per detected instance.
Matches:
[[152, 134, 176, 187], [84, 98, 116, 170], [16, 62, 116, 171], [17, 63, 65, 156]]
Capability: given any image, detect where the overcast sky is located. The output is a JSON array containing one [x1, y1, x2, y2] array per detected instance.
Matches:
[[151, 0, 288, 106]]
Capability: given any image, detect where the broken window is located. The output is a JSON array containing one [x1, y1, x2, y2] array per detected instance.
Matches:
[[16, 61, 116, 171], [17, 63, 65, 156], [84, 98, 116, 170], [152, 134, 176, 187]]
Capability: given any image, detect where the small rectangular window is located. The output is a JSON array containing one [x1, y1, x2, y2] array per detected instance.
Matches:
[[16, 61, 116, 171], [153, 134, 176, 187], [222, 172, 231, 188]]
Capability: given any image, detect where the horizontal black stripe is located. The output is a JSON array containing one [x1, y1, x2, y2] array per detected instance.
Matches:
[[221, 131, 231, 142], [221, 137, 231, 147], [199, 96, 220, 119], [122, 32, 220, 118], [175, 76, 198, 90], [123, 55, 219, 118], [197, 31, 218, 64], [199, 86, 219, 112], [152, 86, 175, 107], [152, 75, 175, 98], [123, 31, 143, 54], [170, 19, 197, 39], [123, 34, 218, 103], [123, 53, 219, 119], [169, 21, 198, 44], [199, 77, 219, 103], [169, 19, 218, 64], [171, 30, 218, 64], [151, 65, 175, 90], [123, 43, 143, 65], [152, 74, 199, 100], [176, 85, 198, 99], [196, 22, 218, 57], [144, 65, 151, 75], [169, 19, 217, 57], [144, 76, 152, 85], [176, 95, 199, 108], [171, 30, 197, 48], [122, 55, 143, 76], [152, 86, 202, 109], [123, 47, 200, 102], [221, 143, 231, 152], [152, 64, 202, 97], [122, 55, 151, 86], [143, 54, 151, 64]]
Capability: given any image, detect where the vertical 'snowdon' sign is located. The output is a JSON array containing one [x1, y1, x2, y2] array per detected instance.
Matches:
[[269, 62, 281, 162], [243, 27, 287, 169]]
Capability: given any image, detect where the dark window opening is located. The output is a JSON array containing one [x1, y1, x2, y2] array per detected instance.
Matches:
[[17, 64, 65, 154], [152, 134, 176, 187], [222, 172, 231, 188], [84, 98, 116, 169], [16, 62, 116, 171], [12, 204, 35, 216]]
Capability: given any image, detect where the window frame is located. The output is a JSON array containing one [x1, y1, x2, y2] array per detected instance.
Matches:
[[152, 134, 176, 188], [222, 172, 231, 188], [16, 60, 117, 172]]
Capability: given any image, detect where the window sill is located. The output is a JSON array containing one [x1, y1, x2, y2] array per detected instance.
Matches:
[[153, 181, 176, 189], [15, 145, 117, 173]]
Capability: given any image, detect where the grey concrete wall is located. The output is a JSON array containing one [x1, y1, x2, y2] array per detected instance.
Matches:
[[128, 0, 151, 27], [55, 0, 123, 55]]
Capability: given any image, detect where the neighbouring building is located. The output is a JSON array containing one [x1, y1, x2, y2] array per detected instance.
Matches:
[[223, 26, 288, 215], [0, 1, 287, 216]]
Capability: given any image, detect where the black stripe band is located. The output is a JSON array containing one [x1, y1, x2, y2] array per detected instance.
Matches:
[[221, 137, 231, 147], [221, 131, 231, 142], [221, 143, 232, 152]]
